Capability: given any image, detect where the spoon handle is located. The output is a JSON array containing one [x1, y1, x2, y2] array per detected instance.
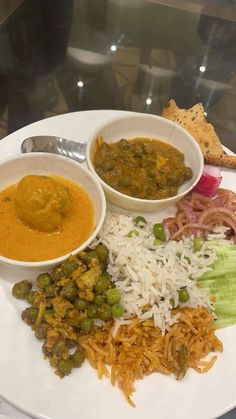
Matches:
[[21, 136, 87, 163]]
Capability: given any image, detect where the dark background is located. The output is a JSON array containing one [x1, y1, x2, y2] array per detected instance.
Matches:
[[0, 0, 236, 154]]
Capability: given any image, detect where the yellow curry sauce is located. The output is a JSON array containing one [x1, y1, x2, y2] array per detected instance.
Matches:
[[0, 176, 94, 262], [94, 137, 193, 200]]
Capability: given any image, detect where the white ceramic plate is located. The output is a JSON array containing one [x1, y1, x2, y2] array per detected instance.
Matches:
[[0, 110, 236, 419]]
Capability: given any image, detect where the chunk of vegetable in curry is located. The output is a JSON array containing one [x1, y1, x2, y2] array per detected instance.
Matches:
[[93, 137, 193, 199], [12, 245, 124, 378], [15, 175, 71, 232], [0, 175, 94, 262]]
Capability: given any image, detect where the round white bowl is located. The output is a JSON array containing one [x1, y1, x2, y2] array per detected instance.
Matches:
[[0, 153, 106, 280], [86, 113, 204, 212]]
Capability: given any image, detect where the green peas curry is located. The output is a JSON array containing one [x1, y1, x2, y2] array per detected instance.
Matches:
[[93, 137, 193, 200], [12, 245, 124, 378]]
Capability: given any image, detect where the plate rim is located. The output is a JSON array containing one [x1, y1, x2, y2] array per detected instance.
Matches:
[[0, 109, 236, 419]]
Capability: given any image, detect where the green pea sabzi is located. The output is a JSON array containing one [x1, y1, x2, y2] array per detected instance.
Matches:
[[12, 244, 124, 378], [94, 137, 193, 200]]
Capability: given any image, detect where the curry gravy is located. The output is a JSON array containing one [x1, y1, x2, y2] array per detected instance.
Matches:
[[94, 137, 192, 200], [0, 176, 94, 262]]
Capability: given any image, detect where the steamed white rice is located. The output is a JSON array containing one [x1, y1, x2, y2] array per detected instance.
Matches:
[[93, 212, 230, 333]]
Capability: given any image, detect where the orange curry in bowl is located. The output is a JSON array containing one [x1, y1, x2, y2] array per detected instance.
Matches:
[[93, 137, 193, 200], [0, 175, 94, 262]]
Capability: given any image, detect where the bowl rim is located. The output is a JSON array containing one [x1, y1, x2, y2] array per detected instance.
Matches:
[[86, 113, 204, 203], [0, 152, 107, 268]]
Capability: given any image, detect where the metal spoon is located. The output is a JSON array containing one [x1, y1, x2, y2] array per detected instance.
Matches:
[[21, 135, 87, 163]]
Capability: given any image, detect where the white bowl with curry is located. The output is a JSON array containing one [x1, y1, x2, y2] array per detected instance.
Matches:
[[86, 113, 204, 212], [0, 153, 106, 279]]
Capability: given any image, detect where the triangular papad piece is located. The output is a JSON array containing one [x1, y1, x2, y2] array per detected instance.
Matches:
[[162, 99, 236, 169]]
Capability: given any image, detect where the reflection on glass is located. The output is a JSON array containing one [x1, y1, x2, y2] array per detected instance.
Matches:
[[146, 98, 152, 105], [0, 0, 235, 152]]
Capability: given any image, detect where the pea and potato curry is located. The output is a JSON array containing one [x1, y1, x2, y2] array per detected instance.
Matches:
[[93, 137, 193, 200], [12, 245, 124, 378]]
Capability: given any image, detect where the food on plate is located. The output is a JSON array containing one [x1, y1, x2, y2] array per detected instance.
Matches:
[[163, 188, 236, 241], [95, 206, 235, 328], [162, 99, 236, 169], [198, 242, 236, 329], [12, 245, 124, 378], [12, 185, 236, 406], [15, 175, 71, 232], [193, 164, 222, 197], [95, 211, 219, 332], [0, 175, 94, 261], [79, 308, 222, 407], [83, 205, 236, 404], [93, 136, 192, 200]]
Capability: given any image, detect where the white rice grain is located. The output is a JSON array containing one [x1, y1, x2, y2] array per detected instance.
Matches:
[[92, 212, 230, 332]]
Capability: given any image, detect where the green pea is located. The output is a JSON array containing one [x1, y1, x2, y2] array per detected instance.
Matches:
[[119, 139, 130, 150], [42, 342, 51, 357], [62, 261, 78, 276], [36, 273, 52, 289], [153, 223, 166, 241], [44, 309, 54, 323], [57, 358, 73, 376], [170, 298, 175, 307], [45, 284, 59, 298], [83, 250, 98, 266], [111, 303, 124, 318], [35, 323, 49, 340], [95, 274, 111, 293], [27, 291, 38, 305], [127, 230, 139, 238], [178, 288, 190, 303], [66, 309, 82, 326], [51, 269, 63, 282], [193, 237, 204, 252], [21, 307, 39, 326], [12, 280, 32, 300], [93, 295, 104, 306], [153, 239, 163, 246], [133, 216, 147, 228], [106, 288, 121, 305], [86, 304, 98, 319], [60, 282, 78, 301], [95, 244, 109, 271], [72, 348, 85, 367], [75, 298, 89, 310], [53, 340, 67, 356], [97, 303, 112, 321], [133, 142, 143, 157], [96, 244, 109, 263], [79, 318, 93, 334]]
